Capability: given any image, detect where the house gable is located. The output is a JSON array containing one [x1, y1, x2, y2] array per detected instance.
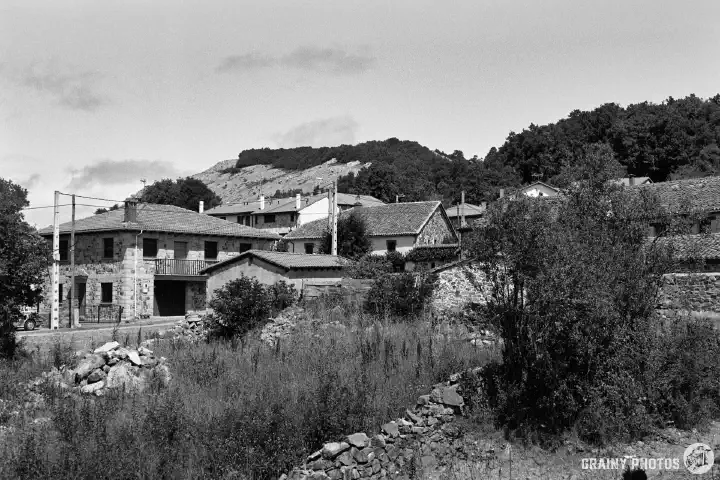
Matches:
[[415, 206, 458, 246]]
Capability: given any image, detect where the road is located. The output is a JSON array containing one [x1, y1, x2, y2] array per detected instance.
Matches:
[[16, 317, 182, 354]]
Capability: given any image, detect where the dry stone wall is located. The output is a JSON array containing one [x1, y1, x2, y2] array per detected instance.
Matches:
[[430, 261, 492, 314], [282, 368, 482, 480], [658, 273, 720, 315]]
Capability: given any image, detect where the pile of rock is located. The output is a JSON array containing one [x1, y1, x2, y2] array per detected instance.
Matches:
[[261, 306, 348, 346], [30, 341, 171, 397], [168, 311, 208, 341], [282, 369, 482, 480]]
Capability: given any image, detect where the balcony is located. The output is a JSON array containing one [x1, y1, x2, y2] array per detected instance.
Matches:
[[154, 259, 217, 276]]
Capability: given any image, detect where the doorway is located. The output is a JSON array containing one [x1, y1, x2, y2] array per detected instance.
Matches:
[[153, 280, 186, 316]]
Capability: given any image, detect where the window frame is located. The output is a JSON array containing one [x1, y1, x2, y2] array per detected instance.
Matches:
[[204, 240, 219, 260], [101, 282, 113, 303], [264, 214, 276, 224], [239, 243, 252, 253], [59, 239, 69, 262], [304, 243, 314, 254], [143, 238, 158, 258], [102, 237, 114, 259], [386, 239, 397, 252]]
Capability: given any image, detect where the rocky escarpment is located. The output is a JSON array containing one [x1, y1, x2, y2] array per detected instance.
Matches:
[[282, 368, 484, 480]]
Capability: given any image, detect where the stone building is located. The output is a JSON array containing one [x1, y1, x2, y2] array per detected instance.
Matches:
[[200, 250, 350, 297], [283, 201, 460, 268], [204, 193, 384, 235], [38, 199, 280, 324]]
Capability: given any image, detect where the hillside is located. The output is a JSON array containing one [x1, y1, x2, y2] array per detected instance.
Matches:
[[191, 94, 720, 207]]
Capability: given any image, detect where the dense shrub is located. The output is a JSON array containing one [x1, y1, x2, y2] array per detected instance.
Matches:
[[206, 276, 297, 339], [366, 272, 437, 318], [466, 148, 693, 446], [345, 254, 393, 279], [320, 211, 371, 259]]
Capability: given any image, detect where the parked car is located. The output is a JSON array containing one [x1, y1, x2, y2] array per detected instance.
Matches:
[[13, 306, 43, 331]]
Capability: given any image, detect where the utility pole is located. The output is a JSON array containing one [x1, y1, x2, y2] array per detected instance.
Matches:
[[331, 181, 338, 256], [51, 191, 60, 330], [70, 194, 77, 328], [327, 183, 333, 232], [461, 190, 466, 227]]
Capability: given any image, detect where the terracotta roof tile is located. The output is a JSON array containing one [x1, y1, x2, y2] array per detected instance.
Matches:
[[284, 201, 443, 240], [200, 250, 351, 273], [653, 233, 720, 260], [446, 203, 486, 218], [632, 176, 720, 213], [206, 193, 384, 216], [38, 203, 280, 239]]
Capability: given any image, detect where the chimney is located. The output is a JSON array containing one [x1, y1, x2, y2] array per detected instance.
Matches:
[[260, 194, 265, 210], [199, 200, 204, 213], [499, 188, 505, 199], [296, 193, 301, 211], [124, 197, 138, 223]]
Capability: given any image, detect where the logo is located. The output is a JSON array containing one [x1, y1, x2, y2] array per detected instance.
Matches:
[[684, 443, 714, 474]]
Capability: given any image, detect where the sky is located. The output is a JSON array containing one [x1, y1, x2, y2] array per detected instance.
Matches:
[[2, 0, 719, 228]]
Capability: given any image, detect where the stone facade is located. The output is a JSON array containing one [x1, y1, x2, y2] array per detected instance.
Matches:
[[416, 210, 457, 246], [430, 261, 492, 314], [41, 231, 272, 324], [657, 272, 720, 315]]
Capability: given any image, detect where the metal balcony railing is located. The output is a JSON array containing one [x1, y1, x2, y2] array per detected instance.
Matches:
[[154, 259, 216, 276]]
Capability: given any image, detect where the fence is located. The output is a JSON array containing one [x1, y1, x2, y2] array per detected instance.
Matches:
[[92, 304, 124, 324]]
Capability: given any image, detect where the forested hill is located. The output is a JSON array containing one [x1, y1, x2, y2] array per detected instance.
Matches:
[[217, 94, 720, 206]]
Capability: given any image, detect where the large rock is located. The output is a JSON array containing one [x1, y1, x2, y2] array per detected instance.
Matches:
[[94, 341, 120, 354], [87, 368, 107, 384], [381, 422, 399, 438], [430, 384, 464, 408], [106, 363, 145, 392], [346, 432, 370, 448], [80, 380, 105, 395], [321, 442, 350, 459], [126, 350, 142, 366], [75, 354, 107, 380]]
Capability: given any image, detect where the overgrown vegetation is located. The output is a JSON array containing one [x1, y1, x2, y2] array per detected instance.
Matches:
[[0, 309, 491, 479], [206, 276, 297, 339], [366, 272, 437, 318], [466, 146, 719, 446]]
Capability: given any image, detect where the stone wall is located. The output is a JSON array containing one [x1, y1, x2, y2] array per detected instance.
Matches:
[[658, 272, 720, 315], [416, 210, 457, 246], [430, 261, 492, 314], [283, 369, 478, 480]]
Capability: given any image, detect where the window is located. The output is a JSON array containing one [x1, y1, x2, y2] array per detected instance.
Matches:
[[59, 284, 63, 304], [101, 283, 113, 303], [304, 243, 314, 254], [205, 241, 218, 260], [264, 214, 276, 224], [103, 238, 114, 259], [143, 238, 158, 257], [290, 213, 296, 223], [59, 239, 69, 261], [220, 216, 226, 220], [240, 243, 252, 253], [386, 240, 397, 252]]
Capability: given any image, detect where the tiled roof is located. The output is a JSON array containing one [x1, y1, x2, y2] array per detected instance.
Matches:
[[37, 203, 280, 239], [611, 177, 652, 187], [632, 176, 720, 213], [285, 201, 444, 240], [446, 203, 485, 218], [199, 250, 351, 273], [206, 193, 385, 216], [653, 233, 720, 261]]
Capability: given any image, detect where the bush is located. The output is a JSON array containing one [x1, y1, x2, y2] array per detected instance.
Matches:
[[345, 254, 394, 279], [366, 272, 436, 318], [207, 276, 297, 339]]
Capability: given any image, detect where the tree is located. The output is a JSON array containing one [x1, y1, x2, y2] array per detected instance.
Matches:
[[95, 204, 120, 214], [320, 211, 371, 259], [140, 177, 221, 211], [0, 178, 52, 358], [466, 152, 682, 445]]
